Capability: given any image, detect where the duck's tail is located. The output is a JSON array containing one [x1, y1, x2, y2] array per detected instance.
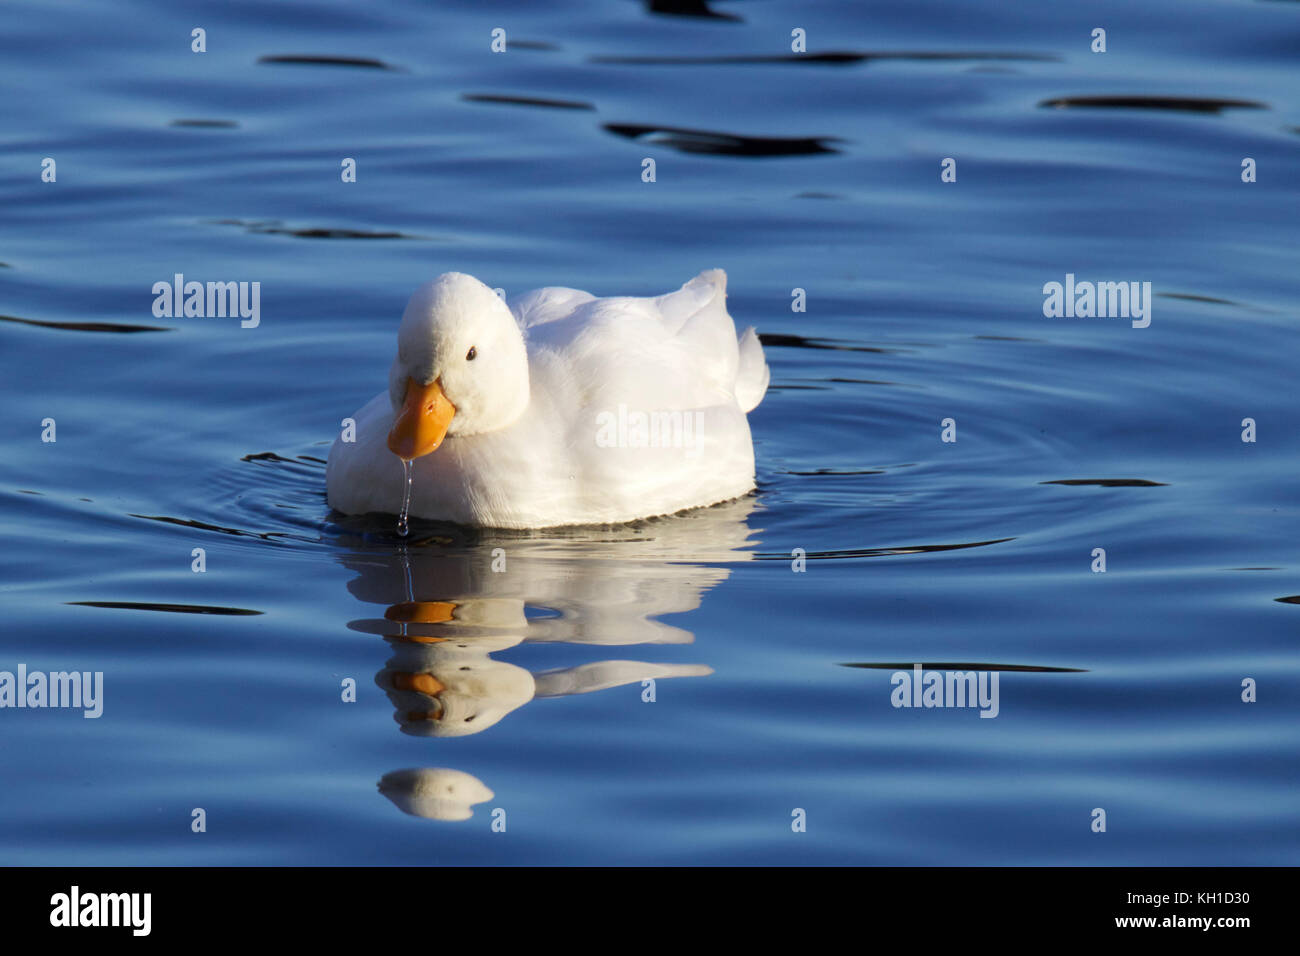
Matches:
[[665, 268, 770, 413], [735, 325, 770, 413]]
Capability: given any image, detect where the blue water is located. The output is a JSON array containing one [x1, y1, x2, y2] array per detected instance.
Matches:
[[2, 0, 1298, 865]]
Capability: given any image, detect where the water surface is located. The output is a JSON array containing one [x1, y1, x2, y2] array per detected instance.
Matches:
[[1, 0, 1298, 864]]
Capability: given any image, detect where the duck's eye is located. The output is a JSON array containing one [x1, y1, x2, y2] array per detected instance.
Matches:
[[466, 346, 477, 361]]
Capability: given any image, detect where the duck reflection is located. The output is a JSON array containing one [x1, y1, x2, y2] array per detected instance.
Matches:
[[344, 496, 760, 646], [377, 632, 714, 737], [336, 497, 761, 819], [379, 768, 494, 821]]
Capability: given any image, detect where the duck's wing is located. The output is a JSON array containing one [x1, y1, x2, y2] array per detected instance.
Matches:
[[521, 269, 770, 414], [508, 286, 595, 330]]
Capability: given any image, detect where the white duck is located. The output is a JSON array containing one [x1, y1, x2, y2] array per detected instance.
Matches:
[[326, 270, 769, 528]]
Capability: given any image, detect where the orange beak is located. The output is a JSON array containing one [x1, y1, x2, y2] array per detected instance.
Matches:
[[387, 377, 455, 461]]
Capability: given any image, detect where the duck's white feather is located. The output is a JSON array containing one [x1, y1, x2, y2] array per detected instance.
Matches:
[[326, 269, 768, 528]]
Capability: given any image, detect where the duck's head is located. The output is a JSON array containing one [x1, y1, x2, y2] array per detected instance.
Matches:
[[387, 272, 529, 460]]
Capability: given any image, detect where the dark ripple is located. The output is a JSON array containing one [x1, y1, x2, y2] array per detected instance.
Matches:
[[781, 468, 886, 476], [462, 93, 594, 111], [67, 601, 263, 616], [168, 119, 239, 129], [130, 513, 317, 544], [1157, 292, 1238, 306], [646, 0, 741, 21], [604, 124, 841, 157], [211, 219, 424, 240], [757, 538, 1015, 560], [1041, 478, 1167, 487], [1040, 95, 1267, 113], [0, 313, 170, 334], [760, 332, 899, 354], [593, 50, 1057, 66], [279, 228, 415, 240], [240, 451, 325, 467], [241, 451, 297, 463], [257, 54, 400, 71]]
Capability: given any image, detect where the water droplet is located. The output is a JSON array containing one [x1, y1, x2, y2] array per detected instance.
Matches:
[[397, 458, 413, 538]]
